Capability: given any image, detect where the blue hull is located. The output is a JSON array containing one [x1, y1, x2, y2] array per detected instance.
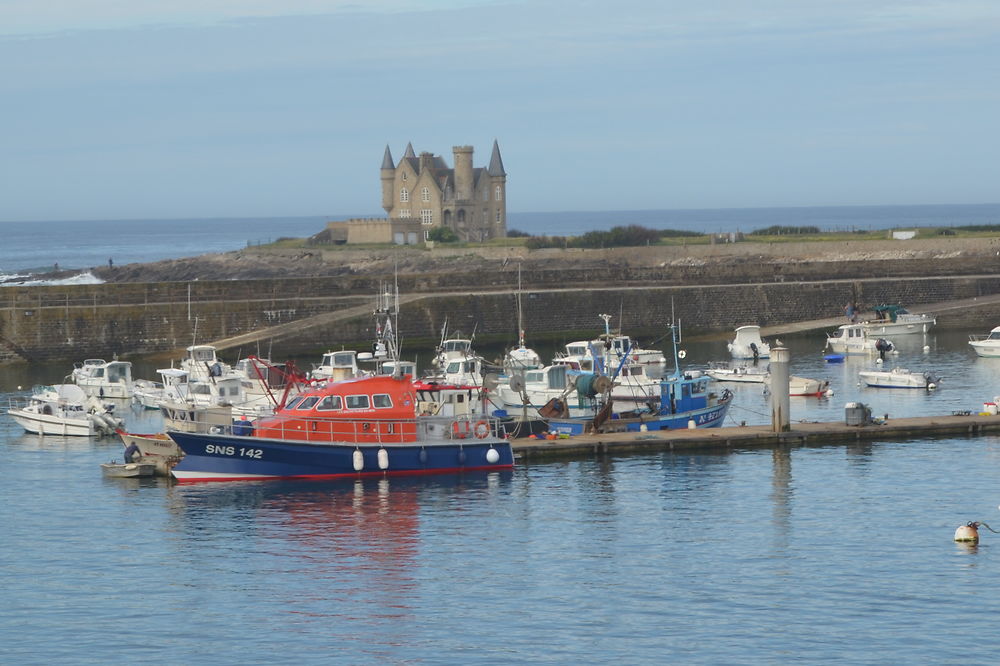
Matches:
[[547, 400, 731, 436], [168, 431, 515, 482]]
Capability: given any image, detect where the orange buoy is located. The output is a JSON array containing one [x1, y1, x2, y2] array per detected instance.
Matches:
[[954, 522, 980, 543]]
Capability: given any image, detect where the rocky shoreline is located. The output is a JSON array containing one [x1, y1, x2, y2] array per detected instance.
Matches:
[[15, 235, 1000, 285]]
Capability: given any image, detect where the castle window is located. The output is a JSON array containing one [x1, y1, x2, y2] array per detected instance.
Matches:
[[421, 187, 430, 202], [399, 209, 411, 218], [495, 185, 502, 201], [483, 189, 488, 201], [402, 172, 407, 181], [400, 188, 409, 202], [496, 210, 501, 223], [421, 209, 433, 225], [424, 229, 431, 241]]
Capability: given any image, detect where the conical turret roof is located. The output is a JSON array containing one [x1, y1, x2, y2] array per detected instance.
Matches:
[[487, 139, 506, 176], [381, 145, 395, 170]]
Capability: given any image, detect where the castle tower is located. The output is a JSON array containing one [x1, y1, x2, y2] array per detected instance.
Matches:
[[380, 145, 395, 214], [487, 139, 507, 236], [453, 145, 474, 201]]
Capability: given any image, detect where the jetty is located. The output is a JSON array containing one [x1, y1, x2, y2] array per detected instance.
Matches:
[[512, 412, 1000, 462]]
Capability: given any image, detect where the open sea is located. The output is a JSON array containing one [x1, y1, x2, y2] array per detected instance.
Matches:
[[6, 328, 1000, 663], [5, 204, 1000, 663]]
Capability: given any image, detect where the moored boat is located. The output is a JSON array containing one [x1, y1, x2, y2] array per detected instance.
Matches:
[[167, 373, 514, 482], [8, 384, 124, 437], [825, 324, 896, 356], [862, 305, 935, 336], [101, 461, 157, 478], [858, 367, 940, 389], [969, 326, 1000, 358], [728, 325, 771, 360]]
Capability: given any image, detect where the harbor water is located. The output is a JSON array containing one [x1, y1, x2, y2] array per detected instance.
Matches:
[[5, 328, 1000, 662]]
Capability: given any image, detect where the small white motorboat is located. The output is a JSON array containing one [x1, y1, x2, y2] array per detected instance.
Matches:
[[858, 368, 940, 389], [969, 326, 1000, 358], [7, 384, 124, 437], [705, 363, 769, 383], [728, 325, 770, 360], [862, 305, 935, 336], [788, 376, 832, 397], [826, 324, 896, 356], [101, 461, 157, 478]]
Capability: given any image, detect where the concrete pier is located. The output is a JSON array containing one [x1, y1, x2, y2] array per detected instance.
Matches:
[[511, 413, 1000, 462]]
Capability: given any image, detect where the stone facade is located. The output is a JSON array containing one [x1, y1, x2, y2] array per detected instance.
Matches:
[[380, 141, 507, 242]]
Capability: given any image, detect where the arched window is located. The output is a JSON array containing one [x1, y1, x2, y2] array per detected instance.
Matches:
[[400, 188, 409, 202], [457, 209, 466, 224]]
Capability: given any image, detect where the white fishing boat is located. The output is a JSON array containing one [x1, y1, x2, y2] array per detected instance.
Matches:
[[180, 344, 231, 381], [825, 324, 896, 356], [858, 368, 940, 389], [727, 325, 771, 360], [8, 384, 124, 437], [310, 350, 363, 382], [503, 263, 543, 373], [862, 305, 935, 336], [71, 358, 134, 399], [969, 326, 1000, 358], [705, 363, 769, 383]]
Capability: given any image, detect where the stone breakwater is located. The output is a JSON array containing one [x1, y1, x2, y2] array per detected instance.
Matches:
[[3, 237, 1000, 364]]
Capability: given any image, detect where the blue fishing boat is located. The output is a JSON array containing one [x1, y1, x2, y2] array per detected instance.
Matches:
[[545, 324, 733, 435]]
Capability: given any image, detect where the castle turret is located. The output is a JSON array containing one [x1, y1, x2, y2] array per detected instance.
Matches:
[[380, 145, 395, 214], [488, 139, 507, 237], [453, 145, 474, 201]]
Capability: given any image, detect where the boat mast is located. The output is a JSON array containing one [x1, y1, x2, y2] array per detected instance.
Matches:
[[517, 263, 525, 349]]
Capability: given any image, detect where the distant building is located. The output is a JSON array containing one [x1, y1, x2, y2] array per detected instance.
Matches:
[[327, 141, 508, 245]]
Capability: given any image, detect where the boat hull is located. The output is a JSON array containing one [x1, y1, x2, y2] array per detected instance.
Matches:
[[970, 341, 1000, 358], [168, 431, 515, 482], [547, 398, 732, 435]]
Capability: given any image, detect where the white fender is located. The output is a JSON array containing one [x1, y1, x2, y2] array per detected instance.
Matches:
[[486, 447, 500, 464], [352, 449, 364, 472], [377, 448, 389, 470]]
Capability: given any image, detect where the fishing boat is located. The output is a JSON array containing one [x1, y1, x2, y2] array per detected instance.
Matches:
[[503, 263, 542, 373], [862, 305, 935, 336], [858, 368, 940, 389], [545, 324, 733, 435], [825, 324, 896, 356], [969, 326, 1000, 357], [167, 373, 514, 482], [728, 325, 771, 360], [7, 384, 124, 437]]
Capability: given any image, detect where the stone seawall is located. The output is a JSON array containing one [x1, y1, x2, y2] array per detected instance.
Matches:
[[4, 270, 1000, 363]]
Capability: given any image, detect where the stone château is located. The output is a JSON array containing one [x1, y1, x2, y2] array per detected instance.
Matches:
[[327, 141, 508, 244]]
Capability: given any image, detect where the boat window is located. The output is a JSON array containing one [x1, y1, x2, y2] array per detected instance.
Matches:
[[317, 395, 342, 411], [227, 386, 241, 397], [373, 394, 393, 408], [192, 384, 211, 395], [990, 332, 1000, 341], [446, 362, 461, 373], [333, 352, 355, 366], [346, 395, 370, 409], [525, 372, 543, 383], [296, 396, 320, 410], [284, 396, 305, 410]]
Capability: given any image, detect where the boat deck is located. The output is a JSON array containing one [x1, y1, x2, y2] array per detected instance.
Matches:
[[511, 412, 1000, 462]]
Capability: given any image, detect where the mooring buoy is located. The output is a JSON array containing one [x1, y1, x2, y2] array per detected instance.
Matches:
[[955, 522, 980, 543]]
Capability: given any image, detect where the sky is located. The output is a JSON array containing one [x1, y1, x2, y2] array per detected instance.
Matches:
[[1, 0, 999, 222]]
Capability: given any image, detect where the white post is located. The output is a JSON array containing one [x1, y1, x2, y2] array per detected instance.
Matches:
[[770, 347, 790, 433]]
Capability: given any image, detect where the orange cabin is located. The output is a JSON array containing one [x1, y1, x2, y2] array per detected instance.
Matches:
[[253, 374, 420, 444]]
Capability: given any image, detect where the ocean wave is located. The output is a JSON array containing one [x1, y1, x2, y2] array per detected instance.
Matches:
[[0, 271, 104, 287]]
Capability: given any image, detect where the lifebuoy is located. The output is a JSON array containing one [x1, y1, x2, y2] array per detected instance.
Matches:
[[452, 421, 470, 439], [473, 421, 490, 439]]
